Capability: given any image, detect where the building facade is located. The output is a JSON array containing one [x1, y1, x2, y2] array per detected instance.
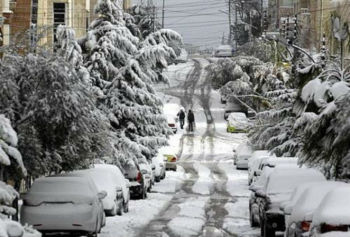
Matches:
[[0, 0, 132, 48]]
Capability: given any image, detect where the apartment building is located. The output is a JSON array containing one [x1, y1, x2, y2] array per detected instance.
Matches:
[[0, 0, 132, 48]]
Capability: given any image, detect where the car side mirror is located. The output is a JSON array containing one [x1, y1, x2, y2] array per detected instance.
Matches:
[[98, 191, 107, 200], [254, 170, 262, 176], [125, 179, 130, 188], [255, 190, 266, 198], [283, 204, 293, 215]]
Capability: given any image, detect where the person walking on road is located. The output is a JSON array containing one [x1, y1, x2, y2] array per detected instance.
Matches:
[[177, 109, 186, 129], [187, 110, 195, 132]]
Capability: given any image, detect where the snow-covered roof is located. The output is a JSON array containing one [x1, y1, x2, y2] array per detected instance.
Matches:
[[312, 187, 350, 226], [262, 157, 298, 167], [289, 181, 348, 224], [266, 168, 325, 195], [235, 143, 253, 156]]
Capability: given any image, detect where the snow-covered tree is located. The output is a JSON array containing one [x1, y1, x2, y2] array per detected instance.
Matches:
[[82, 0, 182, 166], [0, 115, 40, 237], [0, 53, 109, 177]]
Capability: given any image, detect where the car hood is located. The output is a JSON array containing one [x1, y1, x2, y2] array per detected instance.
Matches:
[[25, 192, 95, 206]]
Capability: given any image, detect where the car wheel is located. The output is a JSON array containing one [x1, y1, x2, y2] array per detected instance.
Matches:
[[263, 219, 275, 237]]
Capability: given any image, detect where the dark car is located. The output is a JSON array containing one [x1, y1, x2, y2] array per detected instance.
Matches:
[[124, 163, 147, 199]]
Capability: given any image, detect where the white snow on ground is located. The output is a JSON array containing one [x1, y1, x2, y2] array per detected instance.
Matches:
[[167, 197, 209, 237], [192, 163, 214, 195], [152, 166, 186, 193], [99, 193, 172, 237]]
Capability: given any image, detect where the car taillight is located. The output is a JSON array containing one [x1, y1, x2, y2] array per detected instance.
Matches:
[[321, 224, 348, 233], [301, 221, 311, 232], [171, 157, 177, 162], [136, 171, 142, 183], [168, 123, 175, 127]]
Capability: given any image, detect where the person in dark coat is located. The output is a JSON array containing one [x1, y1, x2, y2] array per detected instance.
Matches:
[[187, 110, 195, 132], [177, 109, 186, 129]]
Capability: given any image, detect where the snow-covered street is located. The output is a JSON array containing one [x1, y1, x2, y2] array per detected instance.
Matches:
[[99, 59, 257, 237]]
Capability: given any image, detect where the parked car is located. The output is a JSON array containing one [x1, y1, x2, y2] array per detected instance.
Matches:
[[124, 162, 147, 199], [163, 103, 181, 134], [234, 143, 253, 169], [285, 181, 348, 237], [76, 168, 124, 216], [21, 176, 106, 237], [139, 163, 153, 192], [152, 155, 166, 182], [253, 157, 299, 182], [213, 44, 234, 57], [310, 187, 350, 236], [94, 164, 130, 213], [249, 166, 274, 227], [255, 168, 325, 237], [226, 112, 250, 133], [163, 154, 177, 171], [248, 150, 271, 185]]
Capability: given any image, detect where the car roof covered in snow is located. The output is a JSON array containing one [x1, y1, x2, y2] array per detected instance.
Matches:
[[265, 168, 325, 195], [261, 157, 298, 167], [289, 181, 348, 224], [312, 186, 350, 226]]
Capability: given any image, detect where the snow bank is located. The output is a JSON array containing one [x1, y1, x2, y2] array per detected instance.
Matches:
[[192, 163, 214, 195], [223, 198, 252, 236], [99, 193, 172, 237], [167, 197, 209, 237]]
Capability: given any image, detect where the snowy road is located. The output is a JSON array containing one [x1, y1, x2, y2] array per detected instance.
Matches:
[[99, 58, 259, 237]]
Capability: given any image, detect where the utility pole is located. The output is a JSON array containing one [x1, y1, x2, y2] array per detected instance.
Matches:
[[235, 1, 238, 49], [162, 0, 165, 28]]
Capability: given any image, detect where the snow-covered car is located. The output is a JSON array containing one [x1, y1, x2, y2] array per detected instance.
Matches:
[[253, 157, 299, 182], [21, 176, 106, 237], [124, 162, 147, 199], [247, 150, 272, 185], [226, 112, 250, 133], [285, 181, 348, 237], [75, 168, 124, 216], [163, 154, 177, 171], [213, 44, 234, 57], [255, 168, 325, 237], [139, 163, 153, 192], [234, 143, 253, 169], [249, 166, 274, 227], [310, 187, 350, 237], [163, 103, 181, 134], [94, 164, 130, 213], [152, 155, 166, 182], [224, 102, 246, 120]]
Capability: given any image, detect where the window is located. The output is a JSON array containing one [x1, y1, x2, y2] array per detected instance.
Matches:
[[53, 2, 66, 45]]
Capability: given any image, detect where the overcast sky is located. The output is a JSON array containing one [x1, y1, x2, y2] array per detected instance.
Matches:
[[151, 0, 229, 49]]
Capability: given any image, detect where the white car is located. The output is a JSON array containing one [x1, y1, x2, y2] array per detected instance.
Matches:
[[214, 44, 233, 57], [285, 181, 348, 237], [163, 103, 181, 134], [152, 155, 166, 182], [310, 187, 350, 236], [21, 176, 106, 237], [235, 143, 253, 169], [253, 157, 299, 182], [94, 164, 130, 213], [224, 102, 245, 120], [226, 112, 250, 133], [247, 150, 272, 185], [139, 163, 153, 192], [77, 168, 124, 216]]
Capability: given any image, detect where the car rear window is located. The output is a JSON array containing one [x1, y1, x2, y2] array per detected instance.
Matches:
[[31, 178, 90, 194]]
